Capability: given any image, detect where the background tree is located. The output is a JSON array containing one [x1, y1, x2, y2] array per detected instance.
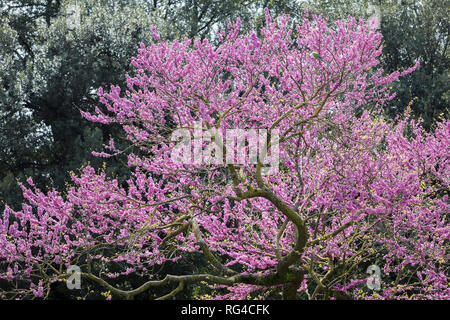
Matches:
[[0, 7, 54, 209], [0, 0, 169, 210]]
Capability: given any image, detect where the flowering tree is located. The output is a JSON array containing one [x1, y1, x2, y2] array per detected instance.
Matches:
[[1, 10, 448, 300]]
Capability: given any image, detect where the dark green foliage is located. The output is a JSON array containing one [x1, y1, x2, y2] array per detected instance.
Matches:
[[1, 0, 166, 209], [380, 0, 449, 129]]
